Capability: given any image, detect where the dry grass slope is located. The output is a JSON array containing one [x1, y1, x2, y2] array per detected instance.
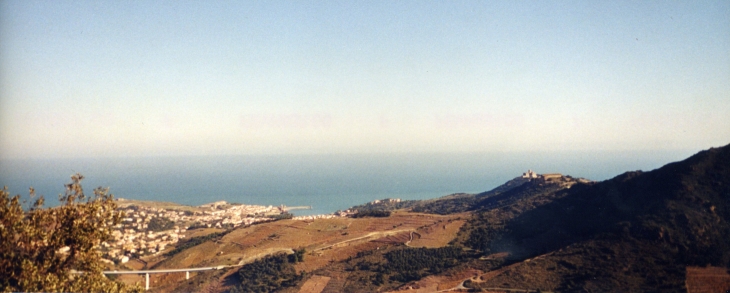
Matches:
[[117, 211, 465, 292]]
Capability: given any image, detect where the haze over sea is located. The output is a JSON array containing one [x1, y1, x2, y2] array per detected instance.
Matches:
[[0, 150, 696, 216]]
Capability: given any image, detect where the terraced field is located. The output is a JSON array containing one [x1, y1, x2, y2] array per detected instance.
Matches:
[[120, 211, 465, 292], [686, 266, 730, 293]]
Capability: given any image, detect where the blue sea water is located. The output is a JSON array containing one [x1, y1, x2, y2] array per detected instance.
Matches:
[[0, 150, 695, 216]]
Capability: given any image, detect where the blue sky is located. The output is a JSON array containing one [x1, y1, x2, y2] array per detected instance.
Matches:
[[1, 1, 728, 159]]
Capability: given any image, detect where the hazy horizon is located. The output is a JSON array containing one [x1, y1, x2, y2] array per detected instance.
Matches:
[[0, 145, 710, 160], [1, 1, 729, 159], [0, 148, 699, 214]]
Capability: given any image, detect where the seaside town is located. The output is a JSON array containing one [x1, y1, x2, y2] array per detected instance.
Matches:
[[97, 199, 357, 265], [84, 172, 580, 266]]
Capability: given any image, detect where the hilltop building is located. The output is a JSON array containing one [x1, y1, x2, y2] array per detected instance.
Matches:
[[522, 170, 563, 181], [371, 198, 401, 205], [541, 173, 563, 181], [522, 170, 538, 179]]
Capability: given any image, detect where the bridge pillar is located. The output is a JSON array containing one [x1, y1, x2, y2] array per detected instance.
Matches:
[[186, 271, 189, 280], [145, 273, 149, 291]]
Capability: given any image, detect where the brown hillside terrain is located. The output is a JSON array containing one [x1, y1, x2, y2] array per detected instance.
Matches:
[[686, 266, 730, 293], [298, 275, 331, 293], [125, 211, 464, 292], [459, 143, 730, 292], [387, 268, 483, 293], [110, 143, 730, 292]]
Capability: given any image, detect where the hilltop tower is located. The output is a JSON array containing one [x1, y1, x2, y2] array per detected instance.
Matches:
[[522, 169, 538, 179]]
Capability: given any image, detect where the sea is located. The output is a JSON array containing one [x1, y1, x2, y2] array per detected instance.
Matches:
[[0, 150, 696, 216]]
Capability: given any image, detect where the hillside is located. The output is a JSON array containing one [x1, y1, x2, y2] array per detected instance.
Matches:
[[109, 143, 730, 292], [459, 143, 730, 291], [380, 176, 535, 215], [347, 175, 537, 215], [135, 211, 467, 292]]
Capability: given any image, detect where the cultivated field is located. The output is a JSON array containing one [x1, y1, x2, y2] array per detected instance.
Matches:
[[298, 275, 331, 293], [686, 266, 730, 293], [116, 210, 466, 292]]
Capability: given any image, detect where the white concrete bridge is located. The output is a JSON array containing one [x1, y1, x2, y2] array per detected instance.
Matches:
[[102, 264, 242, 291]]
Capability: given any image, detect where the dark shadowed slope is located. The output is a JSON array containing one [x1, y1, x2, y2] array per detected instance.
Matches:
[[408, 176, 535, 215], [464, 143, 730, 292]]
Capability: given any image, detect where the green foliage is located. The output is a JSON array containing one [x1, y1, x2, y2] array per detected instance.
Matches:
[[459, 144, 730, 291], [349, 200, 418, 213], [457, 179, 574, 254], [267, 212, 293, 220], [356, 250, 374, 258], [147, 216, 175, 231], [383, 246, 467, 282], [353, 209, 391, 218], [233, 252, 303, 293], [334, 243, 481, 291], [464, 226, 496, 253], [410, 178, 530, 215], [162, 230, 231, 258], [186, 221, 208, 230], [0, 173, 141, 293], [410, 196, 477, 215], [288, 248, 306, 263]]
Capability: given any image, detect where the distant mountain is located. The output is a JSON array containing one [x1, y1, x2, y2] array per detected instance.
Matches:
[[461, 143, 730, 292], [403, 176, 530, 214], [408, 172, 588, 215], [349, 170, 582, 216]]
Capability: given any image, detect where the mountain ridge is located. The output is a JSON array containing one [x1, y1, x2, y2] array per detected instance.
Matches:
[[458, 143, 730, 291], [94, 143, 730, 292]]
